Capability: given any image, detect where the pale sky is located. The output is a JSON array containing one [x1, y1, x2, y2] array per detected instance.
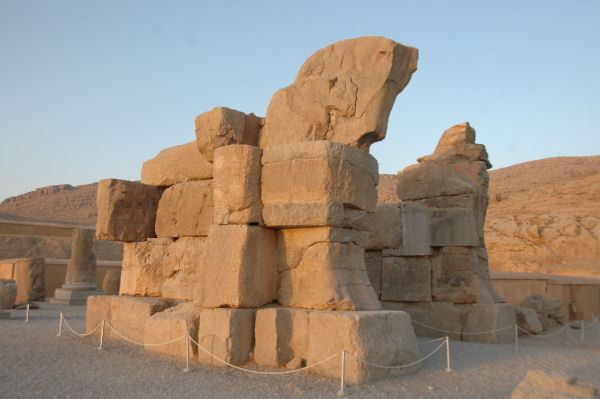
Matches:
[[1, 1, 599, 202]]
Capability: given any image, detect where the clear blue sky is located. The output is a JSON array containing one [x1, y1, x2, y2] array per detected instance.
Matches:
[[1, 1, 599, 202]]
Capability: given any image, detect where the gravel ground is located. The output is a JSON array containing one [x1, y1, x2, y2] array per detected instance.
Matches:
[[1, 303, 599, 399]]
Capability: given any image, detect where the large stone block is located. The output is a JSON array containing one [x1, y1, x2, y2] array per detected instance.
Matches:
[[279, 239, 380, 311], [431, 247, 495, 304], [14, 258, 45, 302], [364, 251, 382, 297], [0, 279, 17, 309], [120, 238, 172, 297], [196, 225, 277, 308], [366, 204, 402, 250], [383, 301, 467, 340], [430, 208, 479, 247], [195, 107, 262, 162], [463, 303, 515, 343], [161, 237, 206, 301], [261, 141, 378, 228], [259, 37, 418, 151], [155, 181, 214, 238], [213, 144, 262, 225], [307, 310, 419, 384], [96, 179, 163, 242], [141, 141, 212, 186], [144, 303, 203, 360], [381, 256, 431, 302], [400, 203, 432, 255], [86, 295, 112, 333], [253, 307, 310, 368], [196, 308, 255, 367]]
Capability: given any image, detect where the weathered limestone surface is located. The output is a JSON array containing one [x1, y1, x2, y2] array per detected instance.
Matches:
[[259, 37, 418, 151], [213, 145, 262, 225], [307, 310, 419, 383], [86, 295, 172, 344], [383, 301, 466, 340], [400, 203, 432, 255], [102, 269, 120, 295], [429, 208, 479, 247], [197, 308, 256, 366], [195, 107, 262, 162], [463, 303, 515, 343], [196, 225, 277, 308], [14, 258, 45, 302], [254, 307, 310, 368], [0, 279, 17, 309], [278, 241, 381, 311], [144, 303, 203, 360], [366, 204, 402, 250], [516, 306, 543, 335], [381, 256, 431, 302], [161, 237, 206, 301], [141, 141, 212, 186], [364, 251, 382, 297], [520, 294, 564, 330], [96, 179, 163, 242], [155, 181, 214, 238], [261, 141, 378, 228]]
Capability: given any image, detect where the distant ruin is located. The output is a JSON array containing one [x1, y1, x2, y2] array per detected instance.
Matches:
[[88, 36, 514, 383]]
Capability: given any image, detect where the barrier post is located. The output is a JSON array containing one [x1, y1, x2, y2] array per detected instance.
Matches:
[[514, 324, 518, 353], [183, 335, 191, 373], [581, 320, 584, 342], [25, 304, 30, 323], [337, 350, 345, 396], [57, 312, 63, 337], [445, 336, 451, 372], [98, 320, 105, 350]]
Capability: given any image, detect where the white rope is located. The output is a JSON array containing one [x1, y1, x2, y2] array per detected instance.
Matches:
[[105, 321, 187, 347], [12, 304, 30, 310], [348, 341, 447, 370], [189, 336, 339, 375], [517, 325, 568, 338], [420, 337, 447, 345], [412, 319, 514, 335], [62, 316, 102, 338]]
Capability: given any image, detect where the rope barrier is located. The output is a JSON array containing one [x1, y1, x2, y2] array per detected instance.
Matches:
[[411, 319, 514, 335], [347, 340, 447, 370], [517, 324, 569, 338], [104, 321, 187, 347]]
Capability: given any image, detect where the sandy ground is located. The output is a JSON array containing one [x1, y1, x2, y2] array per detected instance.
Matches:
[[1, 303, 599, 399]]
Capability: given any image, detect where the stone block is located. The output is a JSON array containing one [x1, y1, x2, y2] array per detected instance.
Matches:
[[155, 181, 214, 238], [96, 179, 163, 242], [366, 204, 402, 250], [278, 241, 381, 311], [0, 279, 17, 309], [431, 247, 495, 304], [364, 251, 382, 297], [51, 287, 104, 305], [383, 301, 466, 340], [400, 203, 432, 255], [120, 238, 172, 297], [259, 37, 418, 151], [196, 225, 277, 308], [381, 256, 431, 302], [516, 306, 543, 335], [14, 258, 45, 302], [196, 308, 256, 367], [429, 208, 479, 247], [86, 295, 112, 334], [253, 307, 310, 368], [307, 310, 419, 384], [195, 106, 262, 162], [141, 141, 213, 186], [102, 270, 121, 295], [161, 237, 206, 301], [144, 303, 203, 360], [463, 303, 515, 343], [261, 141, 378, 228], [108, 296, 171, 343], [213, 144, 262, 225]]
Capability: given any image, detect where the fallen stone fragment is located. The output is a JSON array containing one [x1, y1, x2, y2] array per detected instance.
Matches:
[[516, 306, 543, 335]]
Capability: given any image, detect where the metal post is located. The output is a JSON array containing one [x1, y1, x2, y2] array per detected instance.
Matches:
[[98, 320, 105, 350], [581, 319, 584, 342], [445, 336, 451, 372], [337, 350, 345, 396], [183, 335, 191, 372], [514, 324, 518, 353], [25, 304, 30, 323], [57, 312, 63, 337]]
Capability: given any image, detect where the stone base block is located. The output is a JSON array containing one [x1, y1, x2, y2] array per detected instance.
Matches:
[[196, 308, 256, 367], [381, 256, 431, 302], [383, 301, 466, 340], [50, 288, 104, 306], [464, 303, 515, 343], [144, 303, 203, 360], [254, 307, 310, 368], [307, 310, 419, 384]]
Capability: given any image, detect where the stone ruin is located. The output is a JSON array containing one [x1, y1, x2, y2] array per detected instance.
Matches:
[[87, 36, 514, 383]]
